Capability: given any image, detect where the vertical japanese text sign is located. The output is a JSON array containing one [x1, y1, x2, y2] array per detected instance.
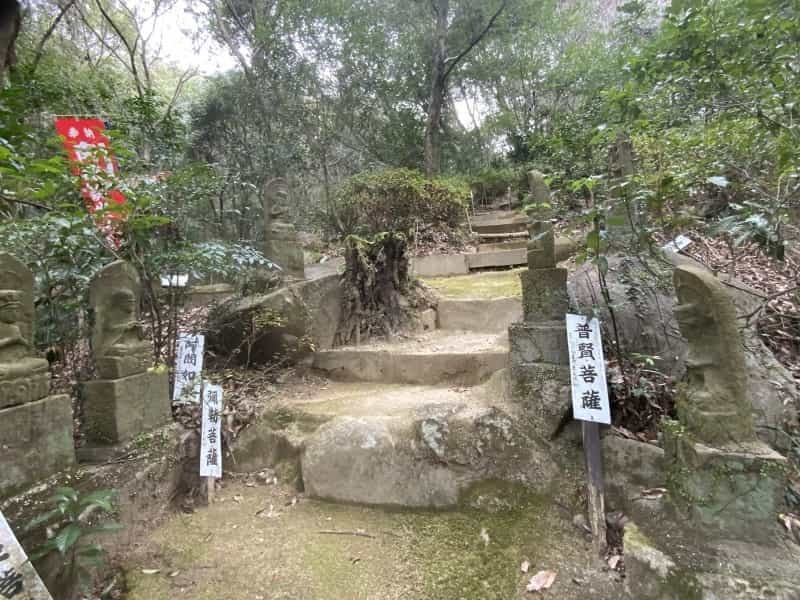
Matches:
[[0, 510, 53, 600], [200, 384, 223, 479], [173, 333, 205, 404], [566, 314, 611, 424]]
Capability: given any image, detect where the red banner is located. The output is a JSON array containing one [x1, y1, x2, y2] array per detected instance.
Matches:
[[55, 117, 126, 245]]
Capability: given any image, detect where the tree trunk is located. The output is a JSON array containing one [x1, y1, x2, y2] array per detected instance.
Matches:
[[424, 0, 449, 177], [0, 0, 20, 82]]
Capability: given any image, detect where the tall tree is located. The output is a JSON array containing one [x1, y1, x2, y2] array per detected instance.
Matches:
[[423, 0, 509, 175]]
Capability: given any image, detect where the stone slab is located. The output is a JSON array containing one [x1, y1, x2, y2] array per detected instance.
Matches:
[[509, 321, 568, 365], [471, 221, 529, 235], [314, 349, 507, 386], [95, 353, 151, 379], [467, 248, 526, 270], [478, 240, 528, 252], [437, 298, 522, 333], [83, 370, 170, 444], [664, 426, 787, 542], [411, 254, 469, 277], [602, 436, 665, 502], [0, 394, 75, 498], [0, 366, 49, 409], [509, 362, 571, 438], [520, 268, 570, 321]]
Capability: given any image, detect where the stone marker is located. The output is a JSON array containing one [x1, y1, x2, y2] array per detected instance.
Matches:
[[0, 253, 74, 498], [263, 181, 305, 279], [83, 261, 169, 445], [509, 221, 571, 439], [605, 132, 637, 238], [663, 264, 786, 541]]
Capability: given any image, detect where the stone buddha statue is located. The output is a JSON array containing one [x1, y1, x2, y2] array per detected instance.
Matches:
[[673, 265, 756, 445], [90, 261, 152, 379], [0, 253, 50, 408]]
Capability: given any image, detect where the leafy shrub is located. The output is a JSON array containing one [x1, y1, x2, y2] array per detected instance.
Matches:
[[334, 168, 468, 238]]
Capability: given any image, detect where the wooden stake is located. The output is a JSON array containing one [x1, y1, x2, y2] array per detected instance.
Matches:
[[582, 421, 607, 556], [207, 477, 215, 505]]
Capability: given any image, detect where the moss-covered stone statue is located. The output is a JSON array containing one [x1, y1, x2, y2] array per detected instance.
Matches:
[[262, 178, 305, 279], [89, 260, 152, 379], [664, 264, 786, 541], [0, 253, 49, 408], [83, 260, 169, 447], [0, 253, 75, 498], [672, 264, 755, 445]]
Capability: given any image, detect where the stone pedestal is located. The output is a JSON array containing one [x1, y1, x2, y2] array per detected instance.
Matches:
[[265, 221, 305, 279], [0, 394, 76, 498], [83, 370, 170, 444], [520, 269, 569, 321], [509, 223, 572, 440], [0, 358, 49, 409], [663, 421, 787, 542]]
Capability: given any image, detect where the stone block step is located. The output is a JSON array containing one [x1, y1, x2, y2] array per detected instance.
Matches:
[[437, 297, 522, 333], [230, 376, 557, 507], [467, 248, 526, 270], [313, 331, 508, 385]]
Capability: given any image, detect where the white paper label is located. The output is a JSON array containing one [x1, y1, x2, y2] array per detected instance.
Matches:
[[566, 314, 611, 425], [200, 383, 223, 479], [661, 234, 692, 253], [173, 333, 205, 404]]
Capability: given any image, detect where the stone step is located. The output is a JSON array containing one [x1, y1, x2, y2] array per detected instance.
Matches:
[[231, 376, 556, 508], [437, 297, 522, 333], [313, 331, 508, 385], [467, 248, 526, 270], [470, 212, 529, 236]]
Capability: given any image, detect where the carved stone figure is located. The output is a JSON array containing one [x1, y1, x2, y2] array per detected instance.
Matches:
[[262, 178, 305, 279], [89, 260, 151, 379], [0, 253, 49, 408], [673, 264, 756, 445]]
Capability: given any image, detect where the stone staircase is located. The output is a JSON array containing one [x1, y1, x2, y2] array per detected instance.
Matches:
[[231, 283, 557, 508]]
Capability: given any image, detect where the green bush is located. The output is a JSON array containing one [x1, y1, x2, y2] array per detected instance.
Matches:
[[335, 168, 469, 238]]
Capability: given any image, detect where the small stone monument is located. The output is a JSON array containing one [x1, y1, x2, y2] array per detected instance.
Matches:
[[508, 221, 571, 438], [605, 132, 638, 238], [263, 180, 305, 279], [0, 253, 75, 498], [82, 261, 169, 445], [663, 264, 787, 540]]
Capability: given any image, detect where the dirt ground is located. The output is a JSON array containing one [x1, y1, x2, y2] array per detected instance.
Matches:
[[121, 477, 624, 600]]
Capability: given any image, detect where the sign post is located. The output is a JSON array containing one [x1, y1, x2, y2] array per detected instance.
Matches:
[[565, 314, 610, 555], [0, 510, 53, 599], [173, 333, 205, 404], [200, 383, 223, 503]]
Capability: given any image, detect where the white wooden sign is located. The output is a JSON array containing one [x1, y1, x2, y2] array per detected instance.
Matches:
[[0, 510, 53, 600], [566, 314, 611, 424], [173, 333, 205, 404], [661, 234, 692, 253], [200, 383, 223, 479]]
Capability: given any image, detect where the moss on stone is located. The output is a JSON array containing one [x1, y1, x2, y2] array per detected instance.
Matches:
[[422, 269, 523, 299]]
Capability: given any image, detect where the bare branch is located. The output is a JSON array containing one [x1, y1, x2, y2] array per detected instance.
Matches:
[[443, 0, 508, 82], [30, 0, 77, 77]]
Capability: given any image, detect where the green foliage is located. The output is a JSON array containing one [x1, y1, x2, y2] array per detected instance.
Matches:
[[26, 487, 122, 590], [335, 168, 468, 238]]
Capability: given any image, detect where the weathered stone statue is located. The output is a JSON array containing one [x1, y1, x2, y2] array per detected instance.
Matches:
[[663, 264, 786, 541], [83, 260, 169, 447], [605, 132, 638, 237], [262, 178, 305, 279], [0, 253, 75, 498], [672, 265, 755, 445], [89, 260, 151, 379], [0, 253, 49, 408]]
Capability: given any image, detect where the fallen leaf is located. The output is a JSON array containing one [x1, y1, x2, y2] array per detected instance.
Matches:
[[233, 495, 243, 503], [526, 570, 556, 592], [141, 569, 160, 575], [521, 560, 530, 573], [607, 555, 621, 570], [479, 528, 490, 547]]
